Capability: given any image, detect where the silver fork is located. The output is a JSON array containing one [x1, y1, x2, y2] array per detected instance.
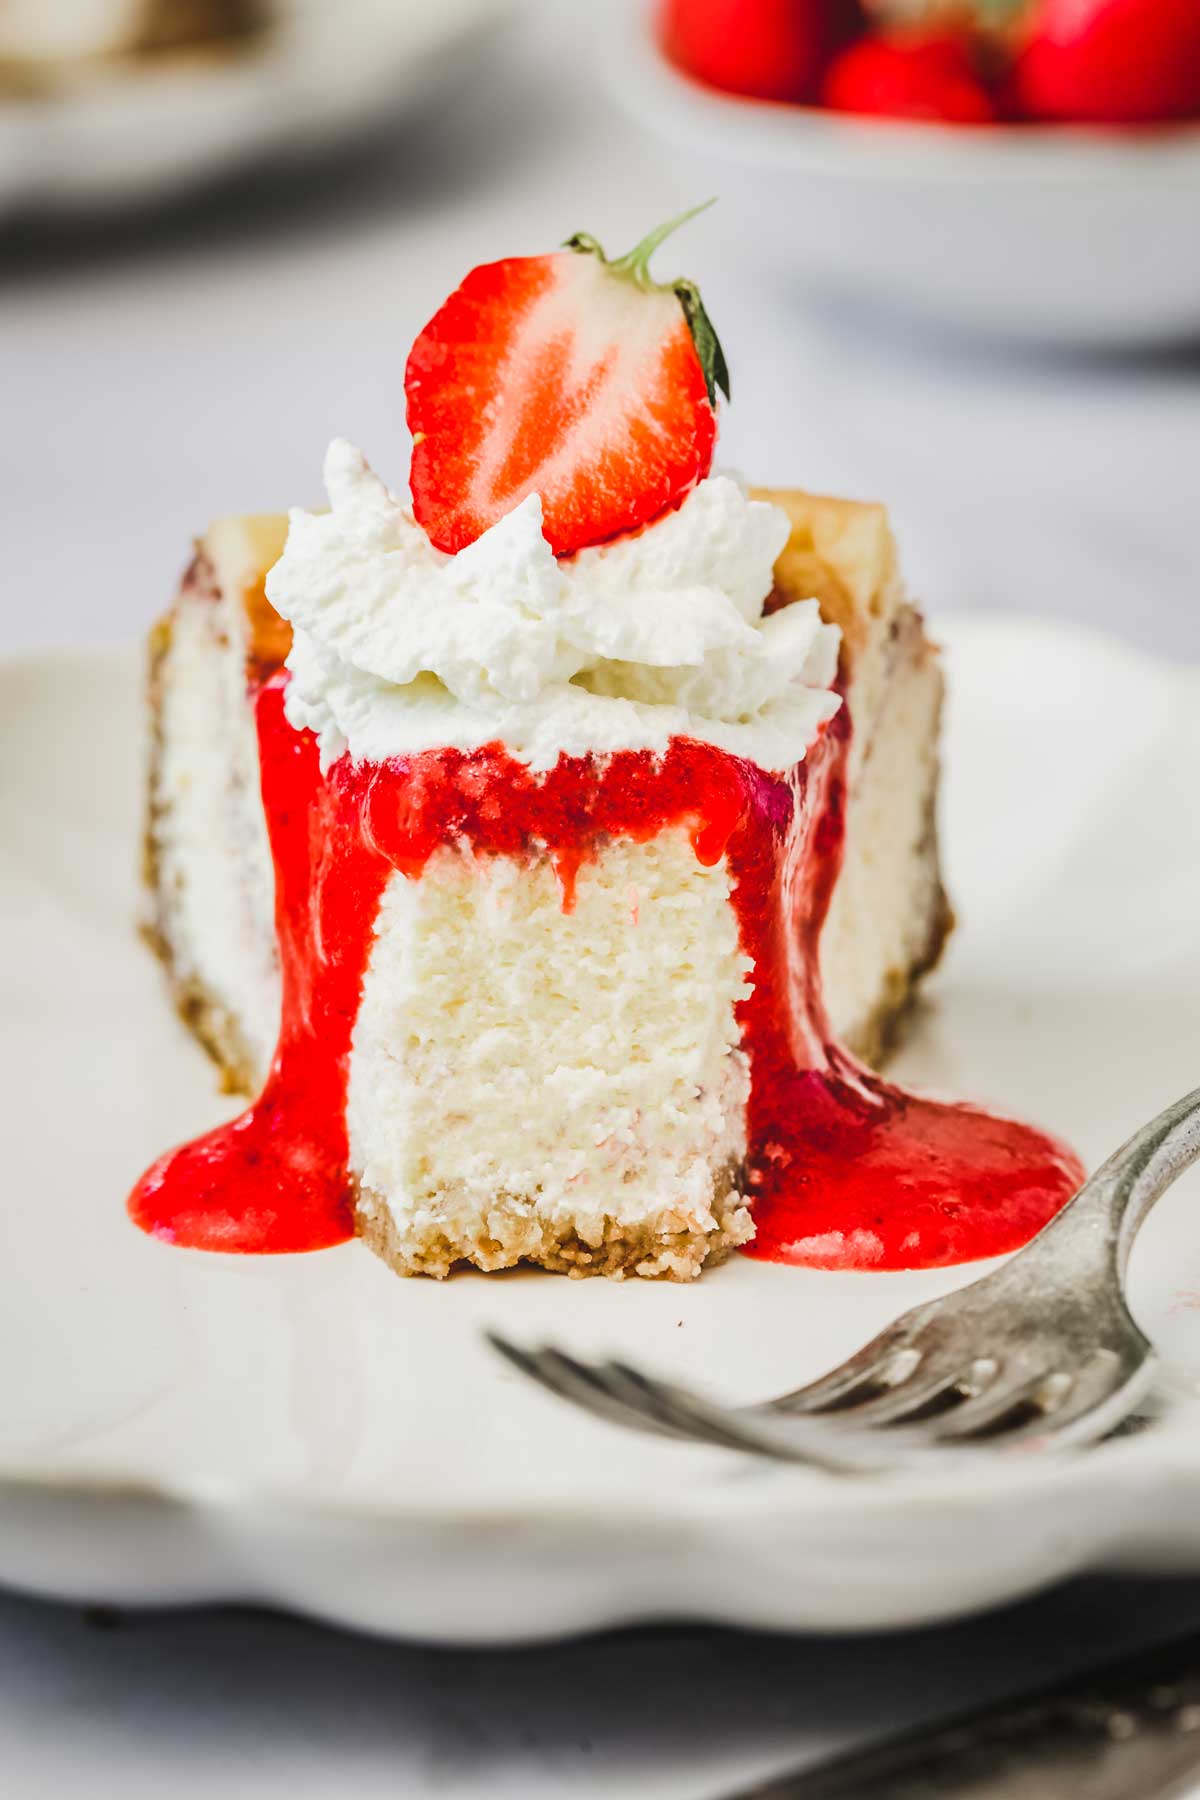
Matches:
[[490, 1088, 1200, 1473]]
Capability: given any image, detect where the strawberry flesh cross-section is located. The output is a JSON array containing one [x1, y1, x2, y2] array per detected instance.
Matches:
[[405, 207, 729, 558]]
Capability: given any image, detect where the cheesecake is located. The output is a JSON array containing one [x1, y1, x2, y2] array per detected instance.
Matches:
[[134, 213, 1086, 1285]]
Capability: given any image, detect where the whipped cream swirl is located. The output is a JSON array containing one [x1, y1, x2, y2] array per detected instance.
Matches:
[[266, 439, 841, 773]]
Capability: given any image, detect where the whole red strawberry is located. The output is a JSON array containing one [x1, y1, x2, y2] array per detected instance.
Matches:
[[660, 0, 843, 103], [821, 30, 999, 121], [1012, 0, 1200, 124], [406, 207, 729, 559]]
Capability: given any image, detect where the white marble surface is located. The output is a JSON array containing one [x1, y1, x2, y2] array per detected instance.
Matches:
[[3, 3, 1200, 1795]]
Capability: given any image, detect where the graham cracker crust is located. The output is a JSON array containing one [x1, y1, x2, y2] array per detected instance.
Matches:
[[355, 1170, 754, 1282]]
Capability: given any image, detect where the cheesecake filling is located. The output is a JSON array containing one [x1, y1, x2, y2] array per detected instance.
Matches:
[[349, 829, 754, 1279]]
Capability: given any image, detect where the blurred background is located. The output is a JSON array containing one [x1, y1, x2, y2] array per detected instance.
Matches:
[[2, 2, 1200, 1795]]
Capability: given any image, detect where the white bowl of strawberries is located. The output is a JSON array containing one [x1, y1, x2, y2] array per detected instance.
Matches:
[[614, 0, 1200, 345]]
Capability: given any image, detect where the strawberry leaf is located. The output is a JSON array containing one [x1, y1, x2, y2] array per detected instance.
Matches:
[[674, 279, 730, 405]]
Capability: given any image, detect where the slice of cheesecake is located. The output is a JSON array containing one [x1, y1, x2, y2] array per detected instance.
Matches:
[[132, 201, 1088, 1282]]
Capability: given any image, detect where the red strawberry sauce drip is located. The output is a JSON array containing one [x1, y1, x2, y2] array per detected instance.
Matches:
[[129, 676, 1083, 1268]]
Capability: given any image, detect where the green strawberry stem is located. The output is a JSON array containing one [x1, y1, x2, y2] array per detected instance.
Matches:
[[608, 198, 717, 283], [563, 202, 730, 407]]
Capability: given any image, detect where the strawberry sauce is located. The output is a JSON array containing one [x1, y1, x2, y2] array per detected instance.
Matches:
[[129, 676, 1082, 1268]]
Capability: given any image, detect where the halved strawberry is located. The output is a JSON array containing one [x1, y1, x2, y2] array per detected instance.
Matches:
[[405, 206, 730, 559]]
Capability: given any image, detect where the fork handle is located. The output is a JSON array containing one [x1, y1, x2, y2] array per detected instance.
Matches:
[[1048, 1087, 1200, 1281], [730, 1628, 1200, 1799]]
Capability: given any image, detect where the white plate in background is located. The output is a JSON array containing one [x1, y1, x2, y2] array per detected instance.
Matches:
[[1, 618, 1200, 1644], [0, 0, 518, 220]]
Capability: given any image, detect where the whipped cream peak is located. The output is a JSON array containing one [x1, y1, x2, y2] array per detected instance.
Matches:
[[266, 439, 842, 773]]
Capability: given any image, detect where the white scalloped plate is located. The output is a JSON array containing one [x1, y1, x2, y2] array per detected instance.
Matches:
[[3, 618, 1200, 1645]]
